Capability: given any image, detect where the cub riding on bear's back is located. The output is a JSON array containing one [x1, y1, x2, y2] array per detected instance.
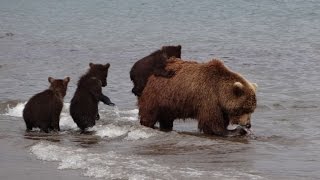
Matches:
[[70, 63, 115, 132], [130, 45, 181, 97]]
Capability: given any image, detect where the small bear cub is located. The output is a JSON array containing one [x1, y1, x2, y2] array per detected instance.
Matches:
[[23, 77, 70, 133], [70, 63, 115, 131]]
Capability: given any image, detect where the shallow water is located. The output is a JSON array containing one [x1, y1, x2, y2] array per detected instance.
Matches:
[[1, 0, 320, 179]]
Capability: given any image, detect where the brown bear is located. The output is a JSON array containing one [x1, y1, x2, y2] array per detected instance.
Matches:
[[70, 63, 115, 131], [23, 77, 70, 133], [130, 45, 182, 97], [138, 58, 257, 137]]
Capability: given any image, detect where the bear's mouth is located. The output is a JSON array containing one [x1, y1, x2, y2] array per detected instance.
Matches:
[[227, 124, 253, 134]]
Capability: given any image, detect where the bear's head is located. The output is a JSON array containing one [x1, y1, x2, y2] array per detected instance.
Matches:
[[48, 77, 70, 98], [210, 61, 257, 129], [161, 45, 182, 59], [88, 63, 110, 87], [221, 80, 257, 129]]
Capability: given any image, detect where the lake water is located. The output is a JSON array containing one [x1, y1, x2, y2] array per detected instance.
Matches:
[[1, 0, 320, 179]]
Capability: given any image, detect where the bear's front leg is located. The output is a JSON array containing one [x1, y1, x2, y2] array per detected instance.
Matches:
[[198, 106, 239, 136], [99, 94, 115, 106], [51, 106, 62, 131]]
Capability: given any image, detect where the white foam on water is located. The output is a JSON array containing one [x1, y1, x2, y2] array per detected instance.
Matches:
[[114, 107, 139, 121], [119, 109, 139, 115], [3, 102, 146, 136], [30, 141, 87, 161], [92, 123, 158, 140], [125, 127, 157, 140], [59, 103, 79, 130], [30, 141, 264, 180], [93, 124, 129, 138], [4, 102, 26, 117]]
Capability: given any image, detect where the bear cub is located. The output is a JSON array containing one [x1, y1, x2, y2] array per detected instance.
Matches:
[[70, 63, 115, 131], [130, 45, 181, 97], [23, 77, 70, 133]]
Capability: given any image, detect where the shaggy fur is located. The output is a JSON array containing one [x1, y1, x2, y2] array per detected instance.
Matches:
[[70, 63, 115, 131], [130, 45, 181, 97], [138, 58, 257, 137], [23, 77, 70, 133]]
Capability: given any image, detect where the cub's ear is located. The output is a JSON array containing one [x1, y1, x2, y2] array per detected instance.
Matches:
[[63, 77, 70, 84], [48, 77, 55, 83], [89, 63, 94, 68], [105, 63, 110, 69], [233, 82, 244, 96], [177, 45, 181, 50]]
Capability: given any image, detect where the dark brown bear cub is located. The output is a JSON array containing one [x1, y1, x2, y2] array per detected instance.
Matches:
[[23, 77, 70, 133], [70, 63, 115, 131], [130, 45, 181, 97]]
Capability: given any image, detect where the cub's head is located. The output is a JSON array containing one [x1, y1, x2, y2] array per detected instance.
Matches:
[[88, 63, 110, 87], [48, 77, 70, 98], [161, 45, 182, 59]]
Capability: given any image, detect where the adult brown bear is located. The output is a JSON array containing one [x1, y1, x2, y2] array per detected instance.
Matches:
[[138, 58, 257, 137], [70, 63, 115, 131], [23, 77, 70, 133], [130, 45, 181, 97]]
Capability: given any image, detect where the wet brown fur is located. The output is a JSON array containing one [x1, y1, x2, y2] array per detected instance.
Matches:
[[138, 58, 257, 136]]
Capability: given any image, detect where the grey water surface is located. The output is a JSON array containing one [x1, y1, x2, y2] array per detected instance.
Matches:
[[1, 0, 320, 179]]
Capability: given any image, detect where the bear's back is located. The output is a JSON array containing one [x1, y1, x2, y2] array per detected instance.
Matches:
[[23, 90, 59, 122], [130, 50, 164, 77]]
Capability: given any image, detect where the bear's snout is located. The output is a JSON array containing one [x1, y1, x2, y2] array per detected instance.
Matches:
[[245, 123, 251, 129], [229, 113, 252, 129]]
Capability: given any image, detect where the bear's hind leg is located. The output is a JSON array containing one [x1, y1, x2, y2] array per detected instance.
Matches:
[[159, 120, 173, 132], [24, 118, 33, 131], [39, 126, 49, 133], [26, 124, 33, 132], [158, 112, 174, 132]]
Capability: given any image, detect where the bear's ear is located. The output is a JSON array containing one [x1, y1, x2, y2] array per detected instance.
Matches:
[[89, 63, 94, 68], [251, 83, 258, 92], [63, 77, 70, 84], [177, 45, 181, 50], [233, 82, 244, 97], [105, 63, 110, 69], [48, 77, 55, 84]]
